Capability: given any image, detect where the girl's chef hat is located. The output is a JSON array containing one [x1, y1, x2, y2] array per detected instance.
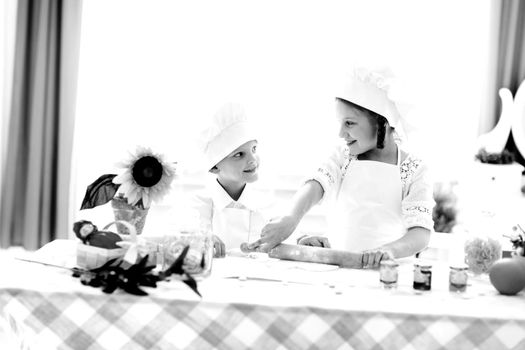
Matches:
[[200, 102, 256, 170], [336, 67, 403, 131]]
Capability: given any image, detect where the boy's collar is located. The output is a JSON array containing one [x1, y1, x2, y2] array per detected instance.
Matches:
[[208, 179, 259, 211]]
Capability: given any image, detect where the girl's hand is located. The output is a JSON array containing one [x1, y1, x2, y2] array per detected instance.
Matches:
[[213, 235, 226, 258], [297, 235, 331, 248], [247, 215, 299, 253], [361, 248, 394, 269]]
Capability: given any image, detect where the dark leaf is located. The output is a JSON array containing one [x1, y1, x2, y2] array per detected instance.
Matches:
[[137, 255, 150, 269], [71, 267, 86, 278], [142, 265, 156, 274], [165, 246, 189, 276], [102, 282, 118, 294], [182, 274, 201, 297], [139, 276, 159, 288], [123, 284, 148, 296], [200, 254, 205, 269], [91, 258, 121, 273], [80, 174, 120, 210], [87, 278, 102, 288], [73, 244, 200, 297], [126, 255, 151, 276]]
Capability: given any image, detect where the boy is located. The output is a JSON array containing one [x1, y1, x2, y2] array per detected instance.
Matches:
[[193, 102, 271, 257]]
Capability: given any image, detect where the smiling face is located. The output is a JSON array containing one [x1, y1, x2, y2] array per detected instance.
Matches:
[[213, 140, 259, 193], [336, 99, 378, 156]]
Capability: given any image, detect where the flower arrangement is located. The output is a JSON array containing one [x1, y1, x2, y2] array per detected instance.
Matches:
[[72, 247, 201, 297], [506, 225, 525, 257], [432, 182, 458, 233], [80, 146, 176, 234], [475, 148, 515, 164], [464, 236, 502, 274], [81, 146, 176, 209]]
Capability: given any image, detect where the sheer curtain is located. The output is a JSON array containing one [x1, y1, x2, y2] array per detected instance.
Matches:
[[481, 0, 525, 134], [0, 1, 17, 190], [0, 0, 82, 250], [479, 0, 525, 166]]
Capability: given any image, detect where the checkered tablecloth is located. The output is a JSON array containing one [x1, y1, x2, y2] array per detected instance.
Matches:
[[2, 288, 525, 350], [1, 247, 525, 350]]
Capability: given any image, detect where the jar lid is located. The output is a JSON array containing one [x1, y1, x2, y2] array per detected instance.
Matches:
[[380, 260, 399, 267], [414, 262, 432, 269], [449, 263, 468, 270]]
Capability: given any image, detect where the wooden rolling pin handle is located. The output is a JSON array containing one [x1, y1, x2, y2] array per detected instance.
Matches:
[[268, 243, 363, 269]]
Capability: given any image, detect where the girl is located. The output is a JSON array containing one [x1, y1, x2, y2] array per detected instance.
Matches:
[[248, 68, 435, 268]]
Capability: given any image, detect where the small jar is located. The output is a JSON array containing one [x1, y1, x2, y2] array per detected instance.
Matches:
[[379, 260, 399, 289], [449, 264, 468, 292], [413, 263, 432, 291]]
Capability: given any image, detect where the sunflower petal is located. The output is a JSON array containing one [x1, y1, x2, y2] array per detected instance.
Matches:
[[127, 188, 140, 206], [113, 171, 132, 184], [142, 192, 151, 208], [118, 181, 133, 197]]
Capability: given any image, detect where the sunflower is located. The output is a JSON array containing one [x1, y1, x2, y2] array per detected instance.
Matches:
[[112, 146, 177, 209]]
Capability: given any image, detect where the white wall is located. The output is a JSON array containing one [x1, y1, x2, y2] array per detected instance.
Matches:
[[72, 0, 491, 230]]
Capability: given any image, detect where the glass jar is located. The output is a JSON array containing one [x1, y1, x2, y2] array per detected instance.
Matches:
[[449, 264, 468, 292], [160, 211, 213, 279], [413, 263, 432, 291], [379, 260, 399, 289]]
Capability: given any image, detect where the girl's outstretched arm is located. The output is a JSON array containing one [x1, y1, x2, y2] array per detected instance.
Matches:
[[247, 180, 324, 252]]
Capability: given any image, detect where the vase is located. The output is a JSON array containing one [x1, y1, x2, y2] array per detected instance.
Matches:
[[111, 197, 149, 235]]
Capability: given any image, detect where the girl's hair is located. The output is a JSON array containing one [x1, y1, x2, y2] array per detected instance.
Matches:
[[336, 98, 389, 149]]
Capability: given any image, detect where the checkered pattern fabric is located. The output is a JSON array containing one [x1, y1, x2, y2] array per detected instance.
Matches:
[[2, 288, 525, 350]]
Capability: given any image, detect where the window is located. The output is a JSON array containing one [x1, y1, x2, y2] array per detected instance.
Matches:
[[73, 0, 491, 224]]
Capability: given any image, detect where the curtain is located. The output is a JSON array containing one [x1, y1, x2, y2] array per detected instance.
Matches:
[[0, 0, 82, 250], [479, 0, 525, 165]]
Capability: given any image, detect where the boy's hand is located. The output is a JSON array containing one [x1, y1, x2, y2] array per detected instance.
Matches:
[[212, 235, 226, 258], [361, 248, 394, 269], [297, 235, 331, 248], [247, 215, 298, 253]]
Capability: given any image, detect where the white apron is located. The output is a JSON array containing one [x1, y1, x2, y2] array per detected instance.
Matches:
[[213, 207, 265, 250], [328, 152, 406, 252]]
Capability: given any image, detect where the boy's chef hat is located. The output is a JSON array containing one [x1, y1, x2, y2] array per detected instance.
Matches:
[[200, 102, 256, 170], [336, 67, 403, 130]]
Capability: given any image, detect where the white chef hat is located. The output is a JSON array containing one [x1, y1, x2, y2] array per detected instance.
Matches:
[[335, 66, 403, 131], [199, 102, 257, 171]]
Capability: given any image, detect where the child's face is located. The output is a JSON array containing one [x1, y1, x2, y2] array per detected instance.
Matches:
[[336, 100, 377, 155], [214, 140, 259, 186], [79, 223, 95, 238]]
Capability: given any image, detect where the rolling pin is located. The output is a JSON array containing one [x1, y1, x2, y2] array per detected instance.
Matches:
[[268, 243, 364, 269]]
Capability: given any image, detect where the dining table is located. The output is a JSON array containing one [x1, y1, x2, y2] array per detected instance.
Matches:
[[1, 239, 524, 350]]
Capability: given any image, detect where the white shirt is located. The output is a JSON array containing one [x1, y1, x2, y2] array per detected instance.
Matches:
[[191, 179, 274, 251]]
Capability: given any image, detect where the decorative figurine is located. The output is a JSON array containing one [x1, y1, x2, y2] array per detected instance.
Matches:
[[73, 220, 122, 249]]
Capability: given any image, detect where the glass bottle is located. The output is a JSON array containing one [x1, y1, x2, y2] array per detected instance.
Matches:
[[413, 262, 432, 291], [379, 260, 399, 289], [449, 264, 468, 292]]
